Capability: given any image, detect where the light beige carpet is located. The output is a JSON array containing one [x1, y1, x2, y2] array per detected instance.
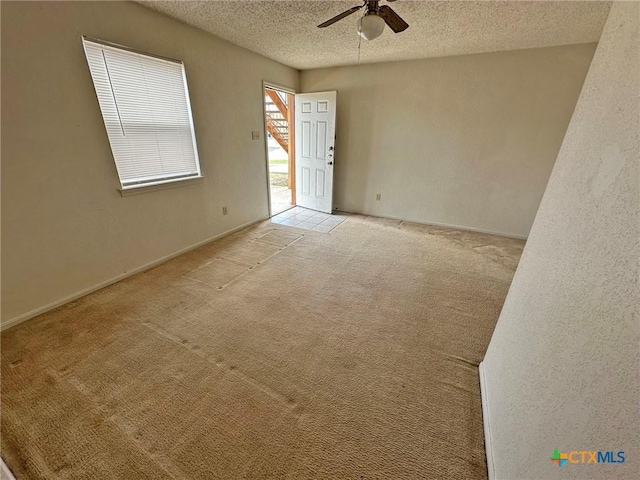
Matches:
[[1, 215, 524, 479]]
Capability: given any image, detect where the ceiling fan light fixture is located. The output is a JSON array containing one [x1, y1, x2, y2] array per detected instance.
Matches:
[[357, 13, 385, 41]]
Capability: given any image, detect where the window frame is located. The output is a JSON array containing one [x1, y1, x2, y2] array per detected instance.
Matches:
[[82, 36, 203, 194]]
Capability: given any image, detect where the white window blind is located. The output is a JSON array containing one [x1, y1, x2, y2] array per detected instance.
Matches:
[[82, 38, 201, 189]]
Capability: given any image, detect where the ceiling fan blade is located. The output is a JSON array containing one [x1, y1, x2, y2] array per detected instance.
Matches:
[[317, 5, 363, 28], [378, 5, 409, 33]]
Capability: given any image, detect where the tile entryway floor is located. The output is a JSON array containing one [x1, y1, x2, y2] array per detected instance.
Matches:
[[270, 206, 348, 233]]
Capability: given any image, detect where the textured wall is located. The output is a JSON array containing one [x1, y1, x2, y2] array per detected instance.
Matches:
[[300, 44, 596, 238], [482, 2, 639, 479], [1, 1, 298, 324]]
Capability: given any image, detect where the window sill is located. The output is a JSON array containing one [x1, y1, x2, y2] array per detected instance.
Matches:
[[119, 176, 204, 197]]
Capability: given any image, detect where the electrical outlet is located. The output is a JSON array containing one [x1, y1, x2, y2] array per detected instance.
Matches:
[[251, 131, 260, 140], [376, 193, 382, 201], [222, 206, 228, 215]]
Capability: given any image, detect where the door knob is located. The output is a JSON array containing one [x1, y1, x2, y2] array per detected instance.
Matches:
[[327, 161, 333, 165]]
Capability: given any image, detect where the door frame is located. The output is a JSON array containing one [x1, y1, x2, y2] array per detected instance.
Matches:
[[262, 81, 296, 217]]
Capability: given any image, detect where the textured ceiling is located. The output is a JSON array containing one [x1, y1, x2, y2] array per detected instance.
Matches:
[[139, 1, 611, 70]]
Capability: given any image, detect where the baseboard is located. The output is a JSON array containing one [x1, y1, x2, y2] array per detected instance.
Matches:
[[337, 209, 528, 240], [1, 217, 268, 332], [1, 459, 16, 480], [479, 362, 496, 480]]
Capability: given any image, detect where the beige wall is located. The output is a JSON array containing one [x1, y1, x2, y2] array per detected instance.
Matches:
[[301, 44, 596, 238], [1, 1, 298, 325], [482, 2, 639, 479]]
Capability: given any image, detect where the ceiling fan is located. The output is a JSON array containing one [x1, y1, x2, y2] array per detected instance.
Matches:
[[318, 0, 409, 41]]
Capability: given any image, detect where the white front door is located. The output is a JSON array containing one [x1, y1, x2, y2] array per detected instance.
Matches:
[[295, 91, 337, 213]]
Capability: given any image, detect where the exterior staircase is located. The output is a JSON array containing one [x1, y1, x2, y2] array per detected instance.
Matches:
[[265, 89, 289, 153]]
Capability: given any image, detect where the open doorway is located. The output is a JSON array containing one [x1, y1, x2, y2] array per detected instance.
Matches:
[[264, 85, 295, 216]]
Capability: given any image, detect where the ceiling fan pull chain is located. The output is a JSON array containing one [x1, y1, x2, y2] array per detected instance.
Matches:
[[358, 24, 363, 62]]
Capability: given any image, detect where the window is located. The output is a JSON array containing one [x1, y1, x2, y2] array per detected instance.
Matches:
[[82, 37, 202, 190]]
